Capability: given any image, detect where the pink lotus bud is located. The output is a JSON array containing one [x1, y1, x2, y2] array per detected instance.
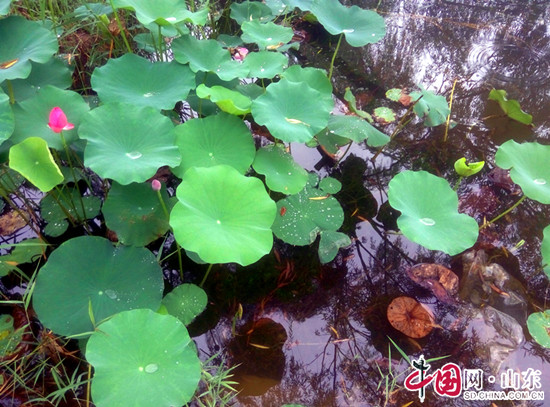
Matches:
[[151, 179, 162, 191], [233, 47, 249, 61], [48, 107, 74, 133]]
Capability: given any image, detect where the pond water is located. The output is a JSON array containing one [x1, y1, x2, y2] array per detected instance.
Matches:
[[192, 1, 550, 406]]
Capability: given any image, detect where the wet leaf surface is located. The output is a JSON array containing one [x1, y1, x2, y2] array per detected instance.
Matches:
[[386, 296, 434, 339], [407, 263, 459, 304]]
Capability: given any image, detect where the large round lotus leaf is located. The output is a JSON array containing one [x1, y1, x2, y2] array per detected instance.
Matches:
[[11, 86, 89, 149], [1, 58, 72, 102], [79, 103, 181, 185], [103, 182, 172, 247], [172, 113, 255, 177], [328, 115, 390, 147], [318, 230, 351, 264], [32, 236, 164, 336], [527, 310, 550, 348], [195, 84, 251, 115], [495, 140, 550, 204], [272, 175, 345, 245], [230, 1, 273, 24], [170, 165, 276, 266], [86, 309, 201, 407], [387, 171, 478, 256], [9, 137, 63, 192], [0, 88, 14, 142], [252, 80, 333, 143], [91, 54, 195, 110], [542, 225, 550, 279], [172, 35, 249, 81], [241, 21, 294, 50], [0, 16, 58, 83], [161, 284, 207, 326], [252, 144, 308, 194], [243, 51, 288, 78], [309, 0, 386, 47], [281, 65, 332, 95], [112, 0, 208, 25]]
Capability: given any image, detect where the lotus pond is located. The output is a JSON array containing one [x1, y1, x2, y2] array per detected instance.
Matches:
[[0, 0, 549, 406]]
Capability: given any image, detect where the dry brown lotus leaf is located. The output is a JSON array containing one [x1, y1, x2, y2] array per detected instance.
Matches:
[[387, 296, 434, 338], [407, 263, 459, 303], [0, 211, 27, 236]]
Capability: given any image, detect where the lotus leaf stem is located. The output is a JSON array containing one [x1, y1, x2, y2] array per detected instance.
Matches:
[[6, 80, 15, 104], [200, 263, 213, 287], [328, 34, 343, 81], [453, 175, 463, 191], [59, 131, 89, 223], [109, 0, 133, 54], [444, 79, 458, 142], [481, 195, 527, 229]]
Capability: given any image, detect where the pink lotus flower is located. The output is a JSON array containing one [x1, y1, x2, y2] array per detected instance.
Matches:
[[151, 179, 162, 191], [233, 47, 249, 62], [48, 107, 74, 133]]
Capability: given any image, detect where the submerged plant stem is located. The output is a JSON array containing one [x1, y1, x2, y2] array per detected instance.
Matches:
[[200, 263, 213, 287], [328, 34, 343, 81], [481, 195, 527, 229]]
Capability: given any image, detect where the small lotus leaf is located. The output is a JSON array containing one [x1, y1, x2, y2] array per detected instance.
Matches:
[[540, 224, 550, 279], [0, 88, 14, 142], [170, 165, 276, 266], [373, 107, 396, 123], [0, 238, 46, 277], [387, 171, 478, 255], [0, 314, 23, 358], [41, 189, 102, 237], [241, 21, 294, 50], [86, 309, 201, 407], [11, 86, 89, 149], [9, 137, 63, 192], [112, 0, 208, 25], [162, 284, 207, 325], [0, 0, 11, 15], [33, 236, 163, 336], [387, 296, 433, 338], [316, 128, 350, 154], [495, 140, 550, 204], [195, 84, 252, 115], [272, 176, 345, 245], [79, 103, 181, 185], [243, 51, 288, 78], [173, 113, 255, 177], [0, 16, 58, 83], [230, 1, 273, 24], [92, 54, 195, 110], [319, 177, 341, 194], [103, 182, 172, 247], [309, 0, 386, 47], [282, 65, 332, 95], [343, 87, 372, 120], [252, 144, 308, 194], [454, 157, 484, 177], [410, 87, 450, 127], [252, 80, 333, 143], [488, 89, 532, 125], [73, 3, 113, 19], [386, 88, 402, 102], [318, 230, 351, 264], [327, 115, 389, 147], [527, 311, 550, 348], [1, 58, 72, 102]]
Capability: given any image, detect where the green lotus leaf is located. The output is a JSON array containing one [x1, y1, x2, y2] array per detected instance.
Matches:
[[495, 140, 550, 204], [11, 86, 89, 149], [343, 87, 372, 120], [319, 177, 341, 194], [0, 88, 14, 143], [1, 58, 72, 102], [0, 314, 23, 359], [282, 0, 312, 11], [454, 157, 484, 177], [9, 137, 63, 192], [488, 89, 532, 125], [385, 88, 402, 102], [217, 34, 243, 48], [327, 115, 389, 147], [243, 51, 288, 78], [170, 165, 276, 266], [0, 238, 46, 277], [241, 21, 294, 50], [73, 3, 113, 20], [79, 103, 181, 185], [41, 189, 102, 237], [91, 54, 195, 110], [252, 80, 333, 143], [172, 35, 248, 81], [281, 65, 332, 95], [373, 107, 396, 123], [0, 16, 58, 84], [316, 128, 350, 154], [272, 175, 345, 245], [252, 144, 308, 194], [33, 236, 164, 336], [387, 171, 478, 255], [309, 0, 386, 47], [410, 87, 450, 127], [541, 225, 550, 279], [230, 1, 273, 24], [86, 309, 201, 407], [527, 311, 550, 348], [0, 0, 11, 15], [318, 230, 351, 264], [173, 113, 255, 177], [112, 0, 208, 25], [265, 0, 292, 15], [236, 83, 264, 100], [103, 182, 173, 247], [195, 84, 252, 115], [162, 284, 207, 326]]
